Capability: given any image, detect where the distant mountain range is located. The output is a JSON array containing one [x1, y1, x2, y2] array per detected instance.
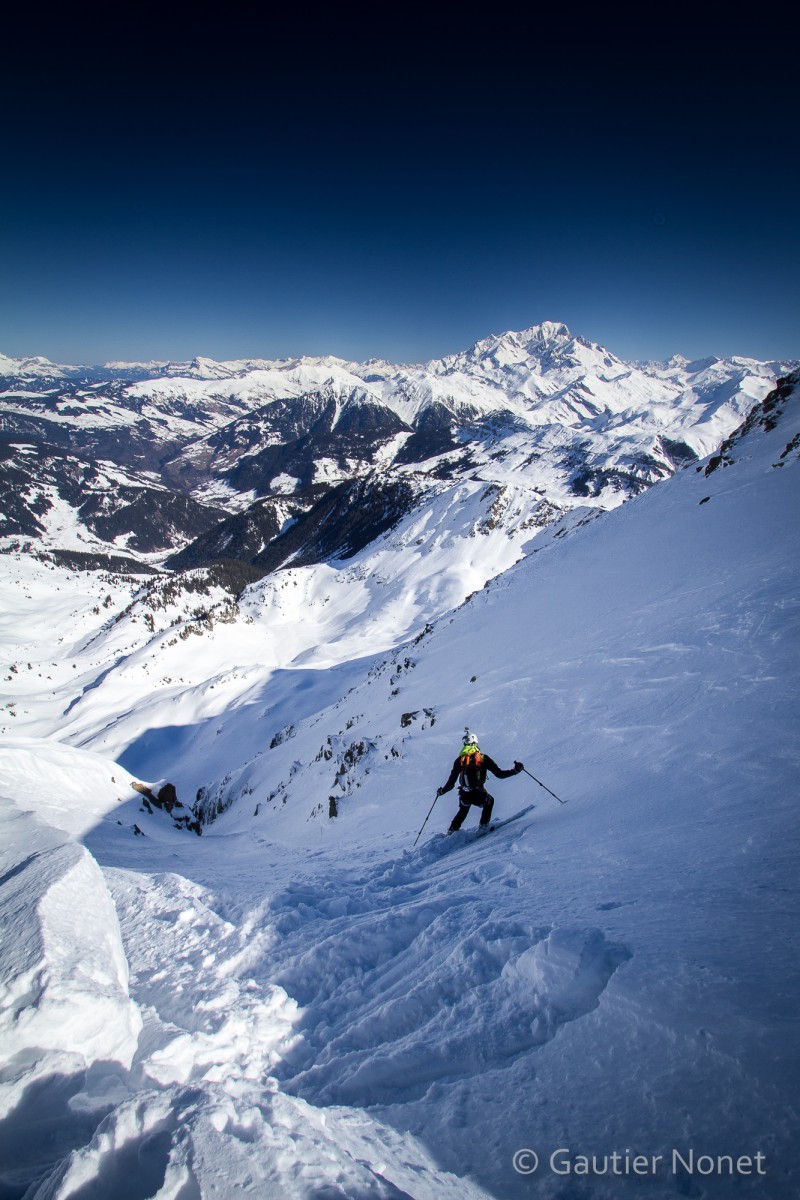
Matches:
[[1, 322, 795, 579]]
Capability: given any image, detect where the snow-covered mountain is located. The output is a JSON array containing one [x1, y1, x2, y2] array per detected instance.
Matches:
[[2, 323, 794, 577], [1, 331, 798, 1197]]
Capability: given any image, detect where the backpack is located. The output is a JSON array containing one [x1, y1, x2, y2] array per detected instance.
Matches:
[[459, 745, 483, 792]]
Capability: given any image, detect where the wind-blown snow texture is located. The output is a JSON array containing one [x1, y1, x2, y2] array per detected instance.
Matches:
[[0, 340, 798, 1197]]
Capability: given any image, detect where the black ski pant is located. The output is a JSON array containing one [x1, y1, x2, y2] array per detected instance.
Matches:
[[449, 789, 494, 831]]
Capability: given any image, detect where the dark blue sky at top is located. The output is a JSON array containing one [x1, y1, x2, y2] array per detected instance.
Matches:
[[2, 8, 797, 366]]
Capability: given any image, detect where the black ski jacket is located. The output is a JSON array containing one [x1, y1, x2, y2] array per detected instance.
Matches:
[[440, 753, 518, 796]]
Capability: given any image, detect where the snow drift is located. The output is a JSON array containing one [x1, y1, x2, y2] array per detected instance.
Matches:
[[0, 790, 141, 1197]]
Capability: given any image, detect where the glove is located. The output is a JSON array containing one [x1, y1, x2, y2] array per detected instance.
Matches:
[[436, 786, 444, 797], [514, 761, 524, 774]]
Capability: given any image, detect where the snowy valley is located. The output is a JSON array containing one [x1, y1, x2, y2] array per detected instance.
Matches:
[[0, 327, 799, 1199]]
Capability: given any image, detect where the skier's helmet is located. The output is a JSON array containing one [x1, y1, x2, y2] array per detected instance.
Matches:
[[462, 728, 479, 749]]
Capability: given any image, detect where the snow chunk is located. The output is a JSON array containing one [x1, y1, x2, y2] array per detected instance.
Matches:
[[31, 1082, 491, 1200], [0, 798, 141, 1119]]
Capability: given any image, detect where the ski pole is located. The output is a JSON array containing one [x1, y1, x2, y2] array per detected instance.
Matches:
[[413, 792, 441, 846], [523, 767, 567, 805]]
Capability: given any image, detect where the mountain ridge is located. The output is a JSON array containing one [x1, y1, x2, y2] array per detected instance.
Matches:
[[2, 323, 796, 588]]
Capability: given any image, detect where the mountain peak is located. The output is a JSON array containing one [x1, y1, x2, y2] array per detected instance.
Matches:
[[471, 320, 576, 356], [516, 320, 574, 344], [433, 320, 608, 381], [0, 351, 68, 379]]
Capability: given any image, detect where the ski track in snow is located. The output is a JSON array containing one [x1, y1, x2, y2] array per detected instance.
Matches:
[[265, 829, 631, 1109], [94, 818, 633, 1199]]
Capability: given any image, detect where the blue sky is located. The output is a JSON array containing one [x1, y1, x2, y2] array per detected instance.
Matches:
[[2, 10, 797, 366]]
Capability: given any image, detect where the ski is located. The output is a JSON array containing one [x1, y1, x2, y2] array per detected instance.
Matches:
[[432, 804, 535, 850], [421, 805, 535, 853], [473, 803, 535, 838]]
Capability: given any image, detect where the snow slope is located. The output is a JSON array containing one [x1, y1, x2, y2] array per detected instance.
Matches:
[[0, 375, 798, 1197]]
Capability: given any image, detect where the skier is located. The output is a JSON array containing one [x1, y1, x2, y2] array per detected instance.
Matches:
[[437, 729, 524, 832]]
